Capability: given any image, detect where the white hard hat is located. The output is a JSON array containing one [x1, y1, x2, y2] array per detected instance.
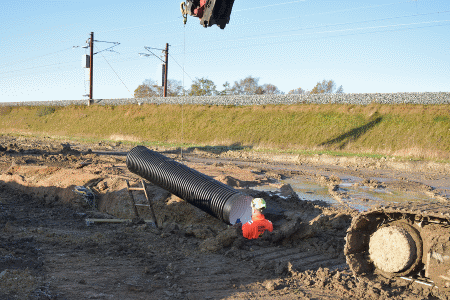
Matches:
[[251, 198, 266, 210]]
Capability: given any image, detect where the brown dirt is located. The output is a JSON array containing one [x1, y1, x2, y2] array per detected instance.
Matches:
[[0, 134, 449, 299]]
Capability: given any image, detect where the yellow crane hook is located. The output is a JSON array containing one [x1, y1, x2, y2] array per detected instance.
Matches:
[[180, 2, 188, 25]]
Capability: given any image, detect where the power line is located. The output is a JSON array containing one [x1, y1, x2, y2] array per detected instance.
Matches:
[[171, 9, 450, 48], [0, 60, 78, 76], [98, 19, 180, 33], [76, 0, 421, 36], [94, 1, 305, 34], [171, 21, 450, 56], [292, 0, 423, 18], [95, 45, 132, 97], [2, 19, 446, 79], [230, 10, 450, 44], [0, 47, 74, 69], [230, 0, 426, 26], [3, 9, 445, 72], [169, 53, 193, 81], [253, 19, 450, 41], [233, 1, 306, 12], [217, 19, 450, 45], [0, 54, 147, 79]]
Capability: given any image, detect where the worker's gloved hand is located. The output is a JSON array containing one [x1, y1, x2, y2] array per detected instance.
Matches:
[[232, 219, 242, 230]]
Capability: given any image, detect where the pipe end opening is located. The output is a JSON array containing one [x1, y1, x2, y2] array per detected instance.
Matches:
[[228, 195, 252, 225]]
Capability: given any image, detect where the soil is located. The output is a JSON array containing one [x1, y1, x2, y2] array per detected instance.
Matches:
[[0, 134, 449, 300]]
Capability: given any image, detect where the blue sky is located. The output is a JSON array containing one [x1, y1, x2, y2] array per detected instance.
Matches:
[[1, 0, 449, 102]]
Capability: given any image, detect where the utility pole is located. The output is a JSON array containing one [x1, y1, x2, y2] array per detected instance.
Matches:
[[89, 32, 94, 105], [164, 43, 169, 97], [79, 33, 119, 103], [139, 43, 169, 97]]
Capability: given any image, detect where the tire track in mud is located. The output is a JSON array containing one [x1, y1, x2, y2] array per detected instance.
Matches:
[[244, 245, 347, 273]]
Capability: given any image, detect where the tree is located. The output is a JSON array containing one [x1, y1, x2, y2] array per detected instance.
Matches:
[[336, 85, 344, 94], [231, 76, 283, 95], [231, 76, 262, 95], [134, 79, 159, 98], [288, 87, 306, 95], [166, 79, 184, 96], [134, 79, 183, 98], [219, 81, 232, 96], [310, 79, 343, 94], [189, 77, 217, 96], [261, 83, 282, 95]]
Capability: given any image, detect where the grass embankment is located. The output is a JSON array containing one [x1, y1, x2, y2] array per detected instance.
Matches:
[[0, 103, 449, 161]]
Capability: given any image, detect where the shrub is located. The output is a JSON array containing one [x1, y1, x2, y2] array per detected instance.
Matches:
[[0, 106, 12, 116], [36, 106, 56, 117]]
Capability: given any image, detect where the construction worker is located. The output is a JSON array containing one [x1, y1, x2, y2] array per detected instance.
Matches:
[[242, 198, 273, 239]]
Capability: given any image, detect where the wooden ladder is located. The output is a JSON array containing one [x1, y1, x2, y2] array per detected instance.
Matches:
[[126, 180, 158, 228]]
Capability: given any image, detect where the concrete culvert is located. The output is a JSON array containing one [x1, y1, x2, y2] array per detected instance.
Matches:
[[126, 146, 252, 225], [369, 226, 417, 273]]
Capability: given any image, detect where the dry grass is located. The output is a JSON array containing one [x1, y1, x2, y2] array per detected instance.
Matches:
[[0, 103, 449, 160]]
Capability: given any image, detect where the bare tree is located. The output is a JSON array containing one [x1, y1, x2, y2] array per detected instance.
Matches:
[[261, 83, 283, 95], [219, 81, 232, 96], [231, 76, 262, 95], [288, 87, 306, 95], [310, 79, 342, 94], [336, 85, 344, 94]]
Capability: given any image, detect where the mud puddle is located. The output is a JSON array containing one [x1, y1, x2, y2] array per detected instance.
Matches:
[[254, 176, 438, 212]]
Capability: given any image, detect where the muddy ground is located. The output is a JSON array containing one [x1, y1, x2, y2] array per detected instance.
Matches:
[[0, 135, 449, 300]]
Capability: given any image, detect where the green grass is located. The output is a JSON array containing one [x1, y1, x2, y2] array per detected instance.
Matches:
[[1, 103, 449, 161]]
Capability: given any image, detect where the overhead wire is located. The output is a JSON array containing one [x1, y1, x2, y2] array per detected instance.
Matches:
[[95, 45, 133, 97], [285, 0, 422, 18], [7, 11, 442, 76], [0, 47, 75, 69], [98, 19, 181, 33], [169, 53, 194, 82], [170, 4, 448, 48], [223, 10, 450, 45], [0, 60, 79, 76], [5, 12, 447, 79], [0, 52, 148, 80], [232, 1, 306, 12], [222, 19, 450, 44], [95, 0, 307, 34], [229, 0, 428, 27], [171, 20, 450, 56]]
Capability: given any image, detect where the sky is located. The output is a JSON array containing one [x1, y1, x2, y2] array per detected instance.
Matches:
[[1, 0, 449, 102]]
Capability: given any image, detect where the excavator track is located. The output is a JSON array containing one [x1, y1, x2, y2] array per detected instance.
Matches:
[[345, 201, 450, 290]]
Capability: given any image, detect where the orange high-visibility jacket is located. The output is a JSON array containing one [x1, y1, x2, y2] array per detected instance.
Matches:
[[242, 213, 273, 239]]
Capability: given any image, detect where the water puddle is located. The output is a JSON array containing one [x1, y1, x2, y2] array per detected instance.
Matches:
[[254, 176, 435, 212], [283, 179, 335, 204]]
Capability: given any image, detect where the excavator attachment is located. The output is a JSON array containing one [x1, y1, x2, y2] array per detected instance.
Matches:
[[181, 0, 235, 29]]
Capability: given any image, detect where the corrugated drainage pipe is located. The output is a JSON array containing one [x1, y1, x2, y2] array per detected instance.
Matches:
[[126, 146, 252, 225]]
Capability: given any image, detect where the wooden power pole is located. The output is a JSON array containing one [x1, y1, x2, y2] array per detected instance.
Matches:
[[89, 32, 94, 105], [164, 43, 169, 97]]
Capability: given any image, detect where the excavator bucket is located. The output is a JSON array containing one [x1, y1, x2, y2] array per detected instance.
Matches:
[[200, 0, 235, 29]]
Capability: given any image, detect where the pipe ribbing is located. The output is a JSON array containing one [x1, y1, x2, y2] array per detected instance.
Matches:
[[126, 146, 252, 225]]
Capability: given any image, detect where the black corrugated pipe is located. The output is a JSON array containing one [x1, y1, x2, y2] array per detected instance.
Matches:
[[126, 146, 252, 225]]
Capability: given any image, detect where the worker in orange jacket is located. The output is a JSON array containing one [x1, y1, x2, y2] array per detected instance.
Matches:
[[242, 198, 273, 239]]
